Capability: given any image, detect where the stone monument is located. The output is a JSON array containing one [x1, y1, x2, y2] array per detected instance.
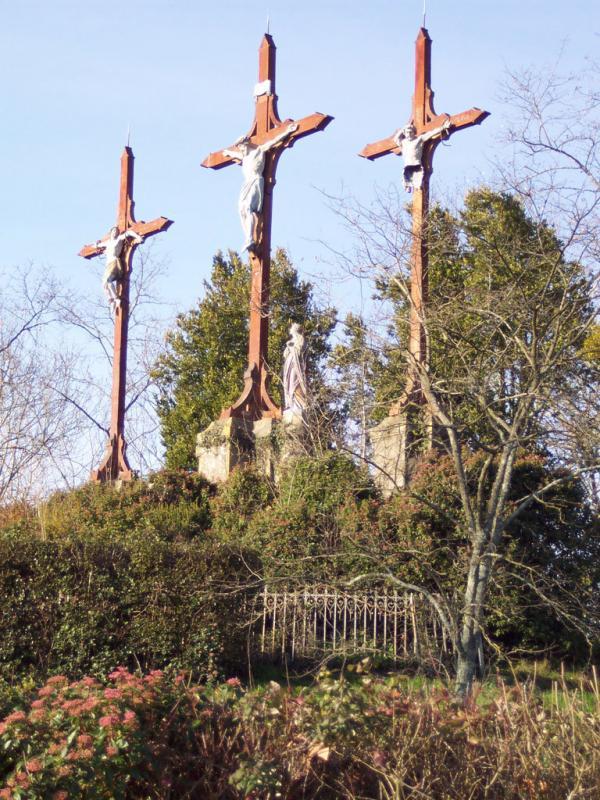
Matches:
[[359, 27, 489, 495], [79, 147, 173, 482], [196, 33, 332, 482]]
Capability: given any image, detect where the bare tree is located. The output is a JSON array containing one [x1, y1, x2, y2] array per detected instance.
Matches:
[[56, 241, 173, 476], [0, 269, 89, 504], [331, 62, 599, 696]]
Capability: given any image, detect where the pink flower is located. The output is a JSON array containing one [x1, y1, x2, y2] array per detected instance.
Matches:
[[57, 766, 72, 778], [123, 710, 138, 728], [105, 745, 118, 757], [31, 699, 46, 709], [82, 697, 99, 712], [99, 715, 120, 728], [79, 677, 98, 687], [226, 677, 242, 688], [25, 758, 43, 773], [14, 772, 30, 789], [144, 669, 164, 685], [38, 686, 54, 697], [61, 699, 86, 717], [0, 788, 12, 799], [104, 688, 123, 700], [4, 711, 27, 725], [47, 676, 67, 686], [77, 734, 93, 748]]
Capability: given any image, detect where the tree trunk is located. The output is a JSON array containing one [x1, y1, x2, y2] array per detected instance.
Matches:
[[455, 624, 480, 697]]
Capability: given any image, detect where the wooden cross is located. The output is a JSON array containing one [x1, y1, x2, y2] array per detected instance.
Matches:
[[360, 27, 489, 413], [79, 146, 173, 482], [202, 34, 333, 421]]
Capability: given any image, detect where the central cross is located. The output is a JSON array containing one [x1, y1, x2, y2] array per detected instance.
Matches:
[[80, 147, 173, 482], [202, 33, 333, 421], [360, 27, 489, 413]]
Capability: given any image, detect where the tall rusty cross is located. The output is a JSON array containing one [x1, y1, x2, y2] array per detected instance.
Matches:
[[79, 147, 173, 482], [360, 27, 489, 413], [202, 34, 333, 421]]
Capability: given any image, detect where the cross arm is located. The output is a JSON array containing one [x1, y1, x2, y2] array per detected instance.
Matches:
[[280, 112, 333, 148], [78, 217, 173, 259], [359, 108, 489, 161], [359, 135, 401, 161], [445, 107, 490, 133], [79, 242, 105, 260], [130, 216, 174, 239], [202, 112, 333, 170], [202, 148, 241, 170]]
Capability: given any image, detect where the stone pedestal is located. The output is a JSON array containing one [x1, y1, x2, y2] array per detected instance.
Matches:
[[196, 418, 254, 484], [369, 414, 409, 497], [196, 414, 308, 484]]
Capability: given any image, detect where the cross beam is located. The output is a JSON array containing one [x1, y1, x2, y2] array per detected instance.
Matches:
[[79, 147, 173, 482], [202, 34, 333, 421], [360, 28, 489, 413]]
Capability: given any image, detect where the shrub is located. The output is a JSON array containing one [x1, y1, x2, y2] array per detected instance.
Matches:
[[0, 528, 258, 683], [34, 470, 213, 543], [242, 454, 379, 582], [0, 670, 598, 799]]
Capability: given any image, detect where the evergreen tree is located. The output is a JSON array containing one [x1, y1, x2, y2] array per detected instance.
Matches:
[[153, 249, 336, 469]]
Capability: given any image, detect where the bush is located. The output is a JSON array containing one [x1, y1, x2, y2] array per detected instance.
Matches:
[[242, 454, 379, 582], [0, 670, 598, 799], [0, 526, 258, 683], [34, 470, 213, 543]]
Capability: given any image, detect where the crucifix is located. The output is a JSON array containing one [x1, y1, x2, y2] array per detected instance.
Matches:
[[360, 27, 489, 414], [202, 33, 333, 421], [79, 146, 173, 482]]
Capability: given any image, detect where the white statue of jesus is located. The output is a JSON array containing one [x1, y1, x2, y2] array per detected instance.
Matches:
[[96, 226, 143, 309], [223, 122, 298, 251], [394, 118, 451, 192], [283, 323, 308, 420]]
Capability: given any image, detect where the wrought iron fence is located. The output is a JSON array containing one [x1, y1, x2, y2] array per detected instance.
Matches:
[[254, 586, 449, 661]]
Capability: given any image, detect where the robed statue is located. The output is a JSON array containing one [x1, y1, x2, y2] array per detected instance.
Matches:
[[283, 323, 308, 418]]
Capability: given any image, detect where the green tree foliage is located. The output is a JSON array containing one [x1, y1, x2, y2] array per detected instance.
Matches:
[[363, 189, 593, 444], [329, 314, 385, 454], [154, 249, 336, 469], [376, 453, 599, 658]]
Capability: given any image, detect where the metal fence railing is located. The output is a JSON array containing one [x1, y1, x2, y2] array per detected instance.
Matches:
[[254, 586, 449, 661]]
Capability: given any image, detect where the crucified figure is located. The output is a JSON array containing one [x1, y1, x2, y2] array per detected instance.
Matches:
[[223, 122, 298, 251], [96, 226, 143, 309], [394, 118, 452, 192]]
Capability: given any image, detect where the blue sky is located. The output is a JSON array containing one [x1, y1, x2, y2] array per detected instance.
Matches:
[[1, 0, 598, 318]]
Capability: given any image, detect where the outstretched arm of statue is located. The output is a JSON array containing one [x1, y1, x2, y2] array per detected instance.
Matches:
[[222, 147, 243, 162], [124, 230, 143, 245], [393, 129, 406, 150], [422, 117, 452, 143], [260, 122, 299, 153]]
